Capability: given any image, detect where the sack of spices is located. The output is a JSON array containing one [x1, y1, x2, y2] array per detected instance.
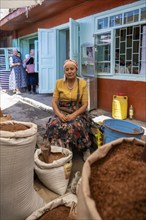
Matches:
[[34, 146, 73, 195], [77, 137, 146, 220], [26, 192, 77, 220], [0, 121, 44, 220]]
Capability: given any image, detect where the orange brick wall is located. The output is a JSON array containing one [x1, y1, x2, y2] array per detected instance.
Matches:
[[97, 78, 146, 122]]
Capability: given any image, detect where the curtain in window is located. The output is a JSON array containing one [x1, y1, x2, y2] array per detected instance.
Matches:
[[140, 26, 146, 75]]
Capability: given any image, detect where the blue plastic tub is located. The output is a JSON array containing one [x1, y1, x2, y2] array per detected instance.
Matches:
[[103, 119, 144, 144]]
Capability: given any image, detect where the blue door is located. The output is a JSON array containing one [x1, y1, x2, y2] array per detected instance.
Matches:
[[69, 18, 80, 71], [34, 40, 38, 72], [38, 28, 57, 93], [19, 39, 29, 60]]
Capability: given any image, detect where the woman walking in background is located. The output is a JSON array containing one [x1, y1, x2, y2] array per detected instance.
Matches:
[[9, 48, 27, 94], [26, 49, 38, 94]]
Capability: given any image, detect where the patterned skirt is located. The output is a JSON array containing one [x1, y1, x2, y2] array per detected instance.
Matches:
[[45, 101, 92, 151], [9, 66, 27, 90]]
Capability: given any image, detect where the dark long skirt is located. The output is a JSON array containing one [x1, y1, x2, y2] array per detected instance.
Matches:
[[26, 72, 38, 86]]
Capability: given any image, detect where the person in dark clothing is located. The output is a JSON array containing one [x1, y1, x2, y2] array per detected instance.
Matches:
[[26, 49, 38, 94]]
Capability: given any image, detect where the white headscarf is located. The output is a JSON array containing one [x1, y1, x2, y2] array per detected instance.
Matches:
[[63, 59, 78, 69], [25, 54, 30, 59], [12, 48, 18, 52]]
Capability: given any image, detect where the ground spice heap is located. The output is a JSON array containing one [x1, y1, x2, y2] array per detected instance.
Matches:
[[0, 123, 29, 131], [38, 205, 75, 220], [39, 152, 66, 163], [90, 141, 146, 220]]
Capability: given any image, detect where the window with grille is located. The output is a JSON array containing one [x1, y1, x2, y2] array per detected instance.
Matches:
[[94, 33, 111, 74], [94, 4, 146, 75], [0, 48, 13, 72], [115, 24, 145, 74]]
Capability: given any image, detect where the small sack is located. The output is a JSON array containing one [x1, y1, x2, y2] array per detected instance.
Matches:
[[26, 193, 77, 220], [26, 64, 35, 73], [34, 146, 73, 195]]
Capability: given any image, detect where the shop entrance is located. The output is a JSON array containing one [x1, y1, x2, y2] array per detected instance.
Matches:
[[58, 28, 69, 79]]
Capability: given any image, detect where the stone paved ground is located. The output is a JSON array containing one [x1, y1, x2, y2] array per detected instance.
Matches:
[[0, 90, 85, 203], [1, 90, 146, 204]]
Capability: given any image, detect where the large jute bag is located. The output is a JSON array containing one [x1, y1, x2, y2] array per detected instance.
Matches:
[[26, 192, 77, 220], [34, 146, 73, 195], [0, 121, 44, 220], [77, 137, 145, 220]]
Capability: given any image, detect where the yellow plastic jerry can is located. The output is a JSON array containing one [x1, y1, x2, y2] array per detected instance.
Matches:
[[112, 94, 128, 120]]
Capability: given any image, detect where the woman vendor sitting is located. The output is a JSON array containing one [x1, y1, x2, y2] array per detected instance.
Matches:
[[46, 59, 92, 161]]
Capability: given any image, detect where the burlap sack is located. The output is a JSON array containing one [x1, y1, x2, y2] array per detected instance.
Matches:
[[26, 192, 77, 220], [77, 137, 145, 220], [0, 120, 44, 220], [34, 146, 73, 195]]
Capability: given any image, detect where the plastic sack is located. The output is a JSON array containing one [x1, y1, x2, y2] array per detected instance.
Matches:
[[0, 120, 44, 220], [26, 192, 77, 220], [34, 146, 73, 195]]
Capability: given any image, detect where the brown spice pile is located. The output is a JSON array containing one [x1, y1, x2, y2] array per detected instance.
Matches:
[[0, 123, 29, 132], [38, 205, 75, 220], [90, 141, 146, 220], [39, 152, 66, 163]]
